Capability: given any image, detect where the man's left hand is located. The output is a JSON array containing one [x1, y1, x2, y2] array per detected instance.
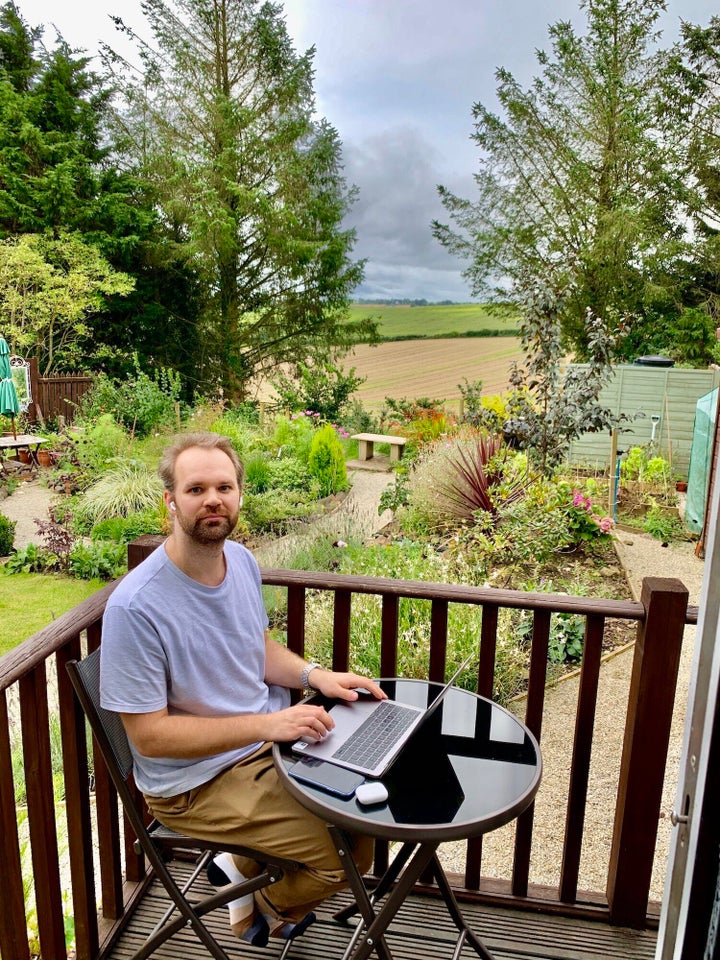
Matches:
[[310, 670, 387, 702]]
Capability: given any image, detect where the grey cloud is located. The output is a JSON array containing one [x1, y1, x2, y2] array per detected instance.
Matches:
[[340, 127, 477, 300]]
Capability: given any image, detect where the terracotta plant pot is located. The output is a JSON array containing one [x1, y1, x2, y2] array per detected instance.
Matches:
[[676, 481, 688, 493], [37, 449, 52, 467], [18, 449, 31, 464]]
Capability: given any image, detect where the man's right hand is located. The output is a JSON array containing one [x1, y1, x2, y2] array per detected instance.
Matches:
[[262, 702, 335, 743]]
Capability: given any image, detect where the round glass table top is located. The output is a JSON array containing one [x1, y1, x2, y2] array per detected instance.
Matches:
[[274, 678, 542, 842]]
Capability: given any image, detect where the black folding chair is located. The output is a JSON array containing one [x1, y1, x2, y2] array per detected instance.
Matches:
[[67, 648, 303, 960]]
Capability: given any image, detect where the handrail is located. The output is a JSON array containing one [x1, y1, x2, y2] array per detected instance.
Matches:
[[260, 566, 647, 617]]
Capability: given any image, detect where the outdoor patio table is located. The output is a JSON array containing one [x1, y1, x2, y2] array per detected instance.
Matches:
[[274, 678, 542, 960], [0, 433, 47, 474]]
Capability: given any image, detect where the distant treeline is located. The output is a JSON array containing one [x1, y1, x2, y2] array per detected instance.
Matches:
[[353, 298, 463, 307], [380, 330, 519, 341]]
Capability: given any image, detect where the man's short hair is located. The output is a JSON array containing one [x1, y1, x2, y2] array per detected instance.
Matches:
[[158, 432, 245, 492]]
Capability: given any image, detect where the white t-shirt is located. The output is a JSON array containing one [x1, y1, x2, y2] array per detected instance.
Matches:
[[100, 541, 289, 797]]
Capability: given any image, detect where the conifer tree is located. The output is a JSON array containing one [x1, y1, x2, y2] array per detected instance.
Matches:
[[107, 0, 373, 397], [434, 0, 692, 360]]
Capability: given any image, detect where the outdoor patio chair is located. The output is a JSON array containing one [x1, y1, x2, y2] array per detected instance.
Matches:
[[66, 648, 304, 960]]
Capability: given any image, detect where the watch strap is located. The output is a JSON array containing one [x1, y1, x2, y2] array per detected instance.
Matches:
[[301, 660, 323, 692]]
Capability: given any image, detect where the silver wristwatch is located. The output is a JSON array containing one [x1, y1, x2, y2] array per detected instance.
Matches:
[[301, 661, 323, 692]]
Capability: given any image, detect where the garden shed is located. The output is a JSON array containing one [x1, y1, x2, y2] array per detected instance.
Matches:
[[566, 364, 720, 477]]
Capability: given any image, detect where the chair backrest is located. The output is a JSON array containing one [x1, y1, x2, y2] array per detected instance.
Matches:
[[66, 647, 135, 783]]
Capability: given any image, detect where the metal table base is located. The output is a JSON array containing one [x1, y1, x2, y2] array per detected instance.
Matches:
[[329, 825, 494, 960]]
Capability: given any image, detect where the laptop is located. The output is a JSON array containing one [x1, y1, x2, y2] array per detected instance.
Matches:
[[291, 654, 474, 778]]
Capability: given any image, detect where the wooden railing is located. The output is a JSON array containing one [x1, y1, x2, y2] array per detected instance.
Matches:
[[0, 537, 694, 960]]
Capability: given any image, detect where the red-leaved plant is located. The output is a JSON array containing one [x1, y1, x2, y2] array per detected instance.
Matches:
[[438, 435, 528, 521]]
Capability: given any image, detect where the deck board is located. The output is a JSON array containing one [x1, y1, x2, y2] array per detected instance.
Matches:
[[103, 864, 658, 960]]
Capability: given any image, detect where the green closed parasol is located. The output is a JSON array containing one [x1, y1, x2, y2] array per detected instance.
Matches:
[[0, 336, 20, 439]]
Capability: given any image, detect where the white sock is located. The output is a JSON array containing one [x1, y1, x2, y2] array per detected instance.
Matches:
[[211, 853, 254, 927]]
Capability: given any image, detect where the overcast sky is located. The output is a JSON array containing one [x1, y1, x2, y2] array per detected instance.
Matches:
[[15, 0, 720, 301]]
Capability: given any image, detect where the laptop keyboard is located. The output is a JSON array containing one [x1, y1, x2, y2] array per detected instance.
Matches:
[[332, 701, 419, 768]]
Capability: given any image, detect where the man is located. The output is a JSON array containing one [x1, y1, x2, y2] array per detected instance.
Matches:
[[100, 432, 385, 947]]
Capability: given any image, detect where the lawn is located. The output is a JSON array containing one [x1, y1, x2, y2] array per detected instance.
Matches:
[[0, 573, 105, 656], [348, 302, 520, 340]]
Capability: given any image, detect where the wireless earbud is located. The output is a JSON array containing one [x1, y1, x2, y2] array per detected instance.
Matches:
[[169, 501, 176, 512]]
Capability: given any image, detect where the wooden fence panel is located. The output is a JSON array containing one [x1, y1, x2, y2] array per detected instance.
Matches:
[[26, 358, 93, 424]]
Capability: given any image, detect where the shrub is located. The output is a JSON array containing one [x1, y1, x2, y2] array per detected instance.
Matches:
[[243, 452, 273, 492], [240, 489, 318, 535], [378, 463, 411, 515], [73, 461, 163, 530], [244, 454, 316, 495], [3, 543, 53, 573], [0, 511, 16, 555], [308, 424, 349, 497], [34, 519, 75, 571], [76, 356, 182, 436], [382, 396, 445, 424], [506, 291, 615, 474], [457, 378, 484, 423], [271, 356, 365, 422], [68, 541, 127, 580], [90, 511, 164, 543], [209, 412, 263, 457], [400, 434, 529, 535], [272, 413, 318, 462], [71, 415, 129, 475], [266, 457, 317, 493], [341, 400, 378, 436], [562, 485, 614, 543]]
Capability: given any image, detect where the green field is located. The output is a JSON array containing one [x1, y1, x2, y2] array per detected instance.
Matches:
[[348, 302, 520, 340]]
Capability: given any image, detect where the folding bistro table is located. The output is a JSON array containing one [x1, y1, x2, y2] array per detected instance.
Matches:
[[0, 433, 47, 474], [274, 678, 541, 960]]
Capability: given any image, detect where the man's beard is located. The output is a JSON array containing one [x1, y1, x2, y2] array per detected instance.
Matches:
[[176, 510, 238, 544]]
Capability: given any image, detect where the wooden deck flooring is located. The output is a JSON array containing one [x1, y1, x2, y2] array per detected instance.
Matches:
[[103, 865, 658, 960]]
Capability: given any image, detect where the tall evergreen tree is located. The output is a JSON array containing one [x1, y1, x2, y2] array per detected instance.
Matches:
[[107, 0, 373, 397], [675, 17, 720, 330], [0, 2, 204, 385], [433, 0, 692, 360]]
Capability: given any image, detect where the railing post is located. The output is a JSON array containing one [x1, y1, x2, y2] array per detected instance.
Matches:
[[127, 534, 165, 570], [607, 577, 689, 927], [0, 692, 31, 960]]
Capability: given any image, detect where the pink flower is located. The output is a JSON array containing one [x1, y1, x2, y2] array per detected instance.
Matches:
[[599, 517, 614, 534], [572, 490, 593, 512]]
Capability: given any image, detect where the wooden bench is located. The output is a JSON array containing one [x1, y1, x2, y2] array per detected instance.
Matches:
[[351, 432, 408, 462]]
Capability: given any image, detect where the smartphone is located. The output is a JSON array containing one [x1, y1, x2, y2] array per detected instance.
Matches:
[[288, 757, 365, 798]]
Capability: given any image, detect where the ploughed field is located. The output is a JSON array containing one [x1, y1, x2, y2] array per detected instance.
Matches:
[[340, 337, 523, 411]]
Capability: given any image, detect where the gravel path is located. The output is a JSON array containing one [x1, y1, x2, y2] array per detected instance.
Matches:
[[0, 475, 57, 549], [0, 470, 703, 902]]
